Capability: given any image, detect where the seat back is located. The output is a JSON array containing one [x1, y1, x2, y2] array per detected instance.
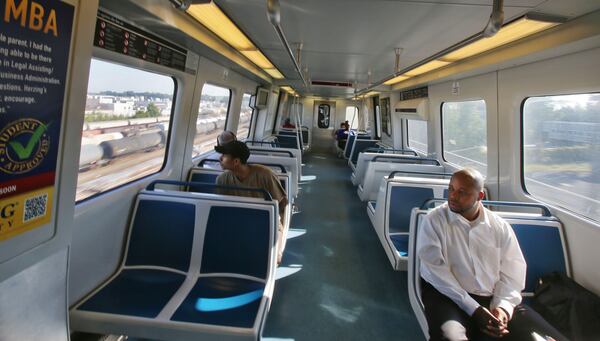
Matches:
[[348, 139, 379, 166], [387, 179, 449, 234], [275, 134, 299, 149], [359, 163, 446, 201], [353, 153, 422, 185], [501, 215, 569, 294], [125, 195, 197, 272], [200, 204, 274, 280]]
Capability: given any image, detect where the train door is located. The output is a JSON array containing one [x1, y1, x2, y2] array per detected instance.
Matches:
[[312, 101, 336, 143]]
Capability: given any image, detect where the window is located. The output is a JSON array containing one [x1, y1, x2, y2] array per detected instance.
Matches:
[[523, 93, 600, 221], [345, 106, 359, 129], [373, 96, 381, 138], [77, 59, 175, 201], [317, 104, 330, 128], [407, 119, 428, 154], [380, 98, 391, 136], [442, 100, 487, 174], [238, 93, 253, 138], [192, 84, 231, 158]]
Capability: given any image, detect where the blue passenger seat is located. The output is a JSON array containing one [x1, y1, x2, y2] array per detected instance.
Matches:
[[71, 183, 278, 340]]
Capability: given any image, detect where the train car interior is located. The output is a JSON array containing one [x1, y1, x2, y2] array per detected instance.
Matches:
[[1, 0, 600, 340]]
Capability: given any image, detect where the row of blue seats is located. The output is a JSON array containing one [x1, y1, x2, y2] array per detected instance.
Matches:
[[71, 180, 280, 340], [71, 135, 306, 340], [346, 144, 571, 338]]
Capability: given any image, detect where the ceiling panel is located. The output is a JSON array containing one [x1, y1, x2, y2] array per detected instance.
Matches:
[[211, 0, 599, 96]]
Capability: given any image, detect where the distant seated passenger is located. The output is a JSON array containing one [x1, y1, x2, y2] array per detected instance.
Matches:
[[217, 130, 236, 146], [417, 168, 568, 341], [282, 118, 296, 129], [335, 122, 349, 151], [215, 141, 288, 263]]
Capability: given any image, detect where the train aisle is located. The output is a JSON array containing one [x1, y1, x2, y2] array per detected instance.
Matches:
[[263, 141, 424, 340]]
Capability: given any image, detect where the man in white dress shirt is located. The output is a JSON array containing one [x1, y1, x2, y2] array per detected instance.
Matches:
[[417, 168, 567, 341]]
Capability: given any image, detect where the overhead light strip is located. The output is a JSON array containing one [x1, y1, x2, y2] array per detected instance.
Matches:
[[186, 2, 284, 79], [365, 13, 564, 89]]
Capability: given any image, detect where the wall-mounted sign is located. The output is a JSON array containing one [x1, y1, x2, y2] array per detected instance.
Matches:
[[399, 86, 428, 101], [0, 0, 74, 241], [94, 9, 187, 72]]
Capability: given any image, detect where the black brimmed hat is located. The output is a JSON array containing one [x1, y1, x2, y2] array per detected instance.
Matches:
[[214, 140, 250, 163]]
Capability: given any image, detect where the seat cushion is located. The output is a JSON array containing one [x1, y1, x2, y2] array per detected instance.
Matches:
[[390, 234, 409, 257], [171, 276, 264, 328], [78, 269, 186, 318]]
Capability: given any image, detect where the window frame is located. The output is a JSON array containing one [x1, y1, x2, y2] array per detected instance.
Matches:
[[238, 92, 254, 139], [440, 99, 488, 172], [406, 118, 428, 154], [317, 103, 331, 129], [520, 92, 600, 222], [192, 82, 232, 159], [77, 58, 178, 203], [345, 106, 359, 130], [373, 96, 380, 139]]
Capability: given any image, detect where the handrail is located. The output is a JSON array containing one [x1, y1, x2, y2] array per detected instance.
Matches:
[[420, 199, 553, 217], [364, 147, 418, 156], [388, 170, 452, 178], [248, 147, 294, 157], [480, 201, 552, 217], [196, 159, 287, 173], [244, 140, 280, 147], [146, 180, 273, 201], [375, 156, 440, 165]]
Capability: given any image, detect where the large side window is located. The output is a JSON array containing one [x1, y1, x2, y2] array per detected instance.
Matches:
[[523, 93, 600, 221], [237, 93, 253, 138], [78, 59, 175, 201], [442, 100, 487, 174], [345, 106, 359, 129], [192, 84, 231, 158], [407, 119, 428, 154]]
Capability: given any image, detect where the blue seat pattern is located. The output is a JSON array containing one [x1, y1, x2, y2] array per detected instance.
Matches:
[[511, 223, 567, 292], [201, 206, 270, 279], [389, 187, 434, 234], [390, 234, 409, 257], [126, 200, 195, 272], [350, 140, 379, 164], [79, 269, 185, 318], [344, 134, 356, 158], [171, 277, 264, 328], [189, 173, 219, 193], [276, 135, 298, 149]]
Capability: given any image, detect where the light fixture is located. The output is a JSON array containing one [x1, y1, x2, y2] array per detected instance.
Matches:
[[264, 68, 284, 79], [404, 60, 451, 77], [187, 2, 253, 50], [383, 13, 563, 86], [186, 1, 285, 80], [240, 50, 274, 69], [383, 75, 410, 85], [441, 16, 560, 61]]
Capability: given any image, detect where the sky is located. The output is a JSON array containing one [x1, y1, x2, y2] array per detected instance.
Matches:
[[87, 59, 230, 96]]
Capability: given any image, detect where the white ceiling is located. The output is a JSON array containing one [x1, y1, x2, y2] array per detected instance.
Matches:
[[214, 0, 600, 97]]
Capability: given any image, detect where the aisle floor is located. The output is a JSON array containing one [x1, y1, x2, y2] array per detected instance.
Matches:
[[262, 143, 424, 340]]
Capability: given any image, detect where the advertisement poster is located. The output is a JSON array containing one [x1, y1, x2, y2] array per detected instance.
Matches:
[[0, 0, 74, 241]]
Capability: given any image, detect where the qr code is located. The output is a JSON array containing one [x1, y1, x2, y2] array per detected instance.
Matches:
[[24, 193, 48, 223]]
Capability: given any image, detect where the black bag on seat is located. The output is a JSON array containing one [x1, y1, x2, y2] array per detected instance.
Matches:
[[532, 272, 600, 340]]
